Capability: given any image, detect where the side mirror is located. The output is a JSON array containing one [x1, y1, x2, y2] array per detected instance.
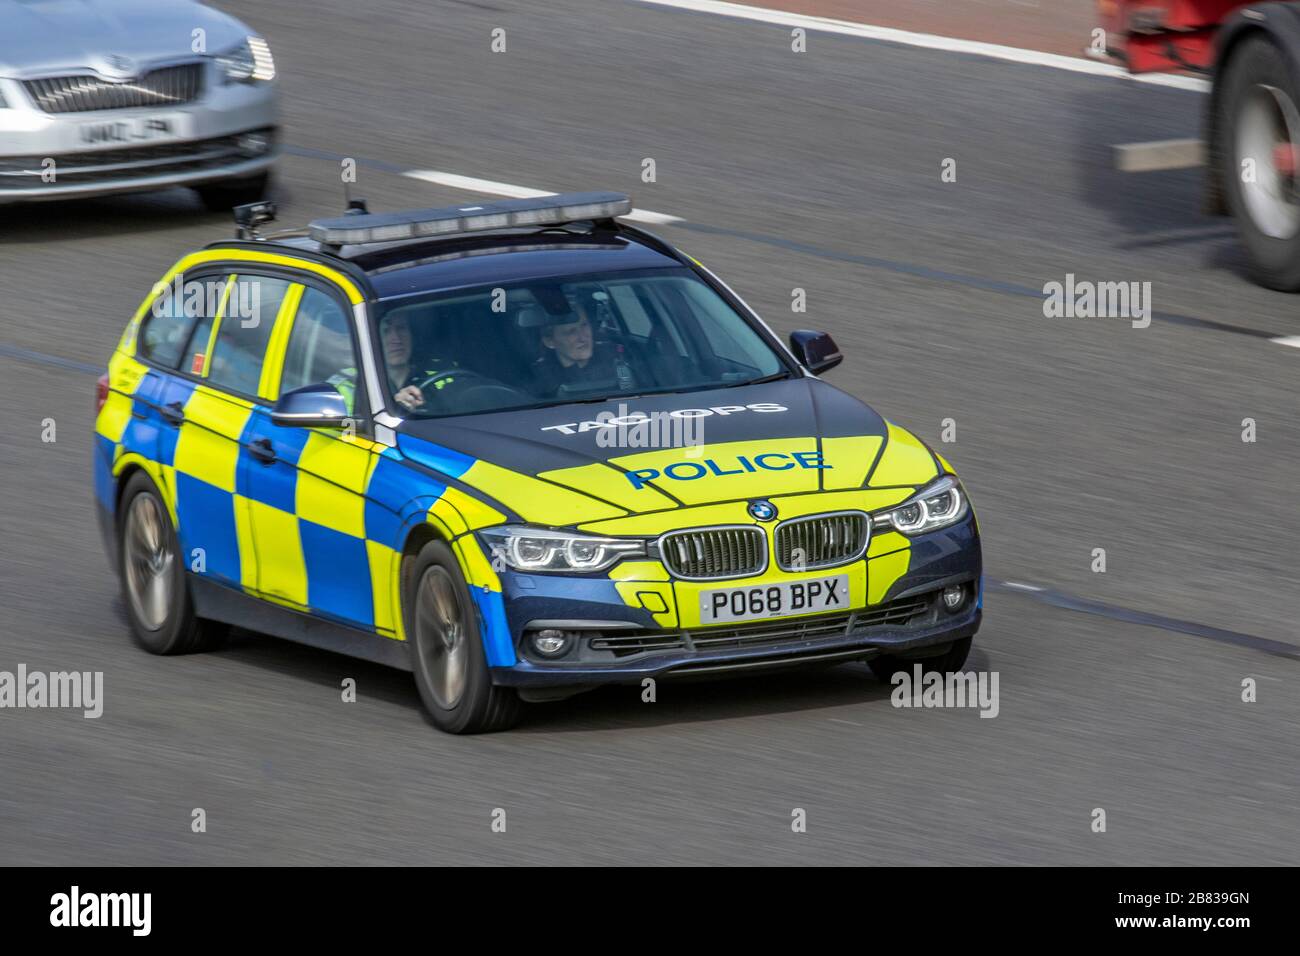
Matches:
[[789, 330, 842, 375], [271, 383, 350, 428]]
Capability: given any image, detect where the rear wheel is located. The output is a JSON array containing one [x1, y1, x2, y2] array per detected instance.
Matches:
[[405, 539, 520, 734], [193, 171, 271, 212], [868, 637, 972, 683], [117, 471, 226, 654], [1220, 35, 1300, 291]]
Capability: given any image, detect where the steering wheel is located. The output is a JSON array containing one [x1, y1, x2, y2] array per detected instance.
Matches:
[[408, 369, 532, 413]]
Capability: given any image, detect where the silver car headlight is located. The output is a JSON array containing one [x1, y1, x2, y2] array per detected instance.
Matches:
[[479, 526, 645, 573], [876, 476, 968, 535], [217, 36, 276, 84]]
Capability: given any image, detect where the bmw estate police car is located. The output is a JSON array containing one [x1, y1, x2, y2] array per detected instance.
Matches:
[[94, 193, 983, 733]]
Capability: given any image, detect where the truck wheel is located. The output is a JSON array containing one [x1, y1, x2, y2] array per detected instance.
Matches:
[[1220, 35, 1300, 291], [117, 471, 227, 654], [868, 637, 972, 683], [405, 539, 521, 734]]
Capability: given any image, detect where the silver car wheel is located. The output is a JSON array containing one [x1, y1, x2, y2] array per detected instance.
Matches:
[[414, 566, 469, 710], [124, 493, 174, 631]]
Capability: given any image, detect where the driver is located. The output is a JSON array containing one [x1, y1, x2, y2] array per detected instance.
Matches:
[[328, 312, 455, 415], [380, 312, 456, 412]]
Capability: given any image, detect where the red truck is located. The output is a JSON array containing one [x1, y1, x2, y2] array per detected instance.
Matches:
[[1103, 1, 1300, 289]]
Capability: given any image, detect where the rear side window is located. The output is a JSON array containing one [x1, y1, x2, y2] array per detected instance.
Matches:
[[205, 275, 291, 397]]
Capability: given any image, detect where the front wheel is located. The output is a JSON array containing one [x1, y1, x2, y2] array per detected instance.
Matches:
[[1219, 35, 1300, 291], [117, 471, 226, 654], [404, 539, 520, 734], [868, 637, 972, 683]]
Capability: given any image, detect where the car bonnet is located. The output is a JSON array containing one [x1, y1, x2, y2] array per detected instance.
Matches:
[[394, 376, 947, 531]]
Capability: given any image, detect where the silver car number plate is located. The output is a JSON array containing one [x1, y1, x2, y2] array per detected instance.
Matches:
[[79, 116, 179, 146]]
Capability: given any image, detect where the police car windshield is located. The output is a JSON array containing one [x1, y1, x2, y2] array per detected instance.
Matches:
[[372, 267, 790, 418]]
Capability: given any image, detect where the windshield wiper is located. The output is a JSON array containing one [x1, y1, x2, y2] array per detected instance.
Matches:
[[722, 370, 794, 388]]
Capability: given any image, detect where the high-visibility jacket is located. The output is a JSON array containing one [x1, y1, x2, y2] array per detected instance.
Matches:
[[327, 362, 456, 414]]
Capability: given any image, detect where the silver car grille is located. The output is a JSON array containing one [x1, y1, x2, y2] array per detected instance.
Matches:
[[22, 63, 203, 114], [659, 526, 766, 580], [774, 511, 869, 572]]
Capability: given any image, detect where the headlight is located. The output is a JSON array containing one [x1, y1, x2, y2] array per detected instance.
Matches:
[[217, 36, 276, 83], [876, 476, 968, 535], [479, 526, 645, 573]]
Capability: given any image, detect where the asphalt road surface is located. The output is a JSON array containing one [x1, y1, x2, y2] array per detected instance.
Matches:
[[1, 0, 1297, 865]]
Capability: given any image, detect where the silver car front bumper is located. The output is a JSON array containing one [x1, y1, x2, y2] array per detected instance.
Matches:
[[0, 70, 279, 203]]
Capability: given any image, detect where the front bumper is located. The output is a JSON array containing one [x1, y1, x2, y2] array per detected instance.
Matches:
[[0, 72, 278, 202], [495, 590, 981, 689], [489, 513, 983, 689]]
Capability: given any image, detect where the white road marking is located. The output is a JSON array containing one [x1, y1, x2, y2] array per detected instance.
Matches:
[[623, 208, 686, 224], [403, 169, 553, 199], [635, 0, 1210, 92], [1113, 138, 1205, 172], [1001, 581, 1045, 592], [1269, 335, 1300, 348], [403, 169, 684, 224]]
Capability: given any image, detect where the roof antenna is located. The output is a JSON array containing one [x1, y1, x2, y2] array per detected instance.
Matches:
[[342, 178, 368, 216], [233, 201, 277, 240]]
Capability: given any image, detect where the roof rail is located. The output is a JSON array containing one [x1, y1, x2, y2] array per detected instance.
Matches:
[[307, 192, 632, 249]]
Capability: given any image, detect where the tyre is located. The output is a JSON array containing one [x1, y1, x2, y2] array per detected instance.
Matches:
[[404, 539, 521, 734], [1219, 35, 1300, 291], [117, 471, 227, 655], [192, 171, 271, 212], [868, 637, 972, 683]]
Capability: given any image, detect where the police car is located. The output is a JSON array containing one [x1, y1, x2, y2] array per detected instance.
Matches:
[[94, 193, 983, 733]]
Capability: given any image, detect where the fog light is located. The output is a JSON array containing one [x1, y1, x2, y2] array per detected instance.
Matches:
[[530, 628, 572, 657], [236, 132, 269, 156], [941, 585, 967, 613]]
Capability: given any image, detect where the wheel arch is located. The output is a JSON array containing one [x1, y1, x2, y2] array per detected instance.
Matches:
[[395, 509, 513, 665], [112, 455, 178, 528]]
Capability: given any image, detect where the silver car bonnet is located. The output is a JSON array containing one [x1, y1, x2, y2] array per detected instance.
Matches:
[[0, 0, 249, 78]]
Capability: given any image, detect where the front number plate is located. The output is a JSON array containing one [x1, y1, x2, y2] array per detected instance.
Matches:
[[79, 115, 182, 146], [699, 575, 849, 624]]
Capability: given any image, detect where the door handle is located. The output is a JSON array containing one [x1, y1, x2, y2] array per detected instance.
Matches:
[[159, 401, 185, 425], [246, 437, 276, 464]]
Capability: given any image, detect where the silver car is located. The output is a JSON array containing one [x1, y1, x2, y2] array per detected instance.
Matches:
[[0, 0, 278, 208]]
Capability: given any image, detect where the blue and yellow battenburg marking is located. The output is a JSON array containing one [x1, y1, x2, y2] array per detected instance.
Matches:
[[94, 250, 520, 665]]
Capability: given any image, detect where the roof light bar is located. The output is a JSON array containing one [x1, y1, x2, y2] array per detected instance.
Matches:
[[307, 192, 632, 247]]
